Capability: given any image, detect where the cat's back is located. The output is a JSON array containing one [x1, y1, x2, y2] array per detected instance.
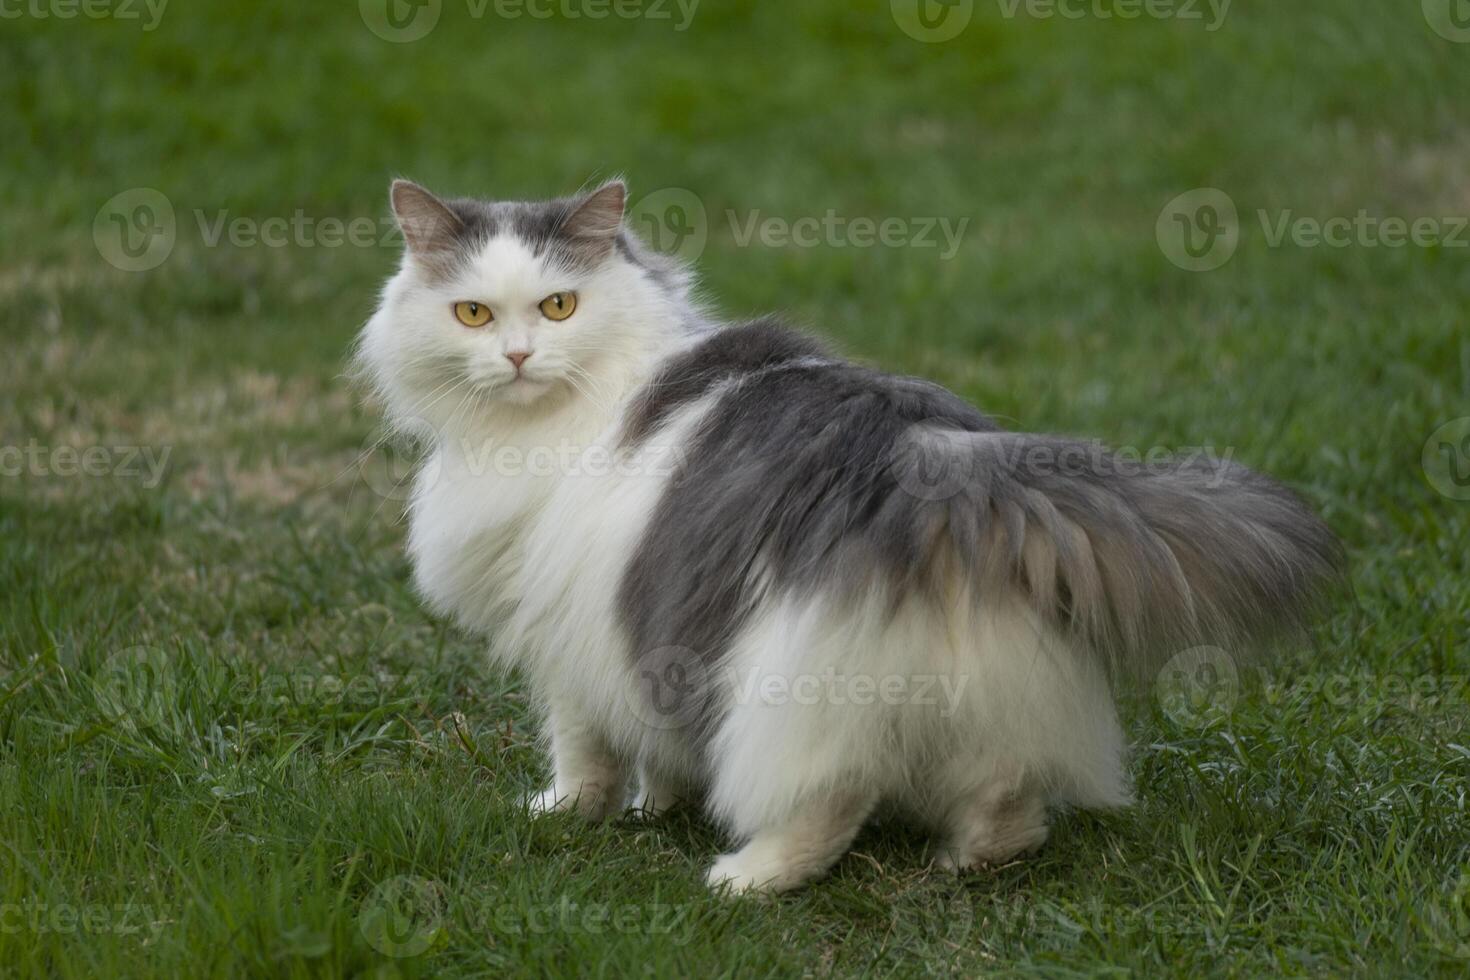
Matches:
[[615, 318, 1003, 663]]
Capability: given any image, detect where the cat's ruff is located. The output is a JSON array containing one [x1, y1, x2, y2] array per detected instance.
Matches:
[[354, 179, 1340, 894]]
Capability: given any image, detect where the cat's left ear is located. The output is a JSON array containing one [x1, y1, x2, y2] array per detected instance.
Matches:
[[561, 180, 626, 259], [390, 179, 464, 265]]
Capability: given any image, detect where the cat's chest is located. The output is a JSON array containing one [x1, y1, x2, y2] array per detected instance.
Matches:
[[406, 453, 556, 633]]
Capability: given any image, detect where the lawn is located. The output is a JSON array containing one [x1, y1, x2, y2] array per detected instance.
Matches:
[[2, 0, 1469, 975]]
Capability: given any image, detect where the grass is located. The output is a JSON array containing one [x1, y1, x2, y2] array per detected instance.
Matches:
[[2, 0, 1469, 975]]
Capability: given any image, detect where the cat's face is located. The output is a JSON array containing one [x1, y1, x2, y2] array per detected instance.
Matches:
[[359, 180, 685, 433]]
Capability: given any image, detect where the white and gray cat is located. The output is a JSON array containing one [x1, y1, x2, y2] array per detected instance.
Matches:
[[354, 179, 1339, 893]]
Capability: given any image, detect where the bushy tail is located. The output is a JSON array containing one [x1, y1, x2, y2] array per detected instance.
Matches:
[[910, 429, 1343, 667]]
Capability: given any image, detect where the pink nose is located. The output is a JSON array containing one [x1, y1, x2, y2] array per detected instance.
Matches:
[[506, 351, 531, 371]]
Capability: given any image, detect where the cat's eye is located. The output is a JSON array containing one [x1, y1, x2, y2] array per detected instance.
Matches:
[[453, 301, 493, 327], [539, 292, 577, 322]]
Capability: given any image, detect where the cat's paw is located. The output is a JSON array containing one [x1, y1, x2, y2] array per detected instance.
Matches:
[[526, 783, 621, 821], [933, 821, 1048, 873], [626, 786, 685, 821], [705, 852, 781, 895], [525, 786, 571, 816]]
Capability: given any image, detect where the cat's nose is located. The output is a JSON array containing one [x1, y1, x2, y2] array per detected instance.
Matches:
[[506, 351, 531, 371]]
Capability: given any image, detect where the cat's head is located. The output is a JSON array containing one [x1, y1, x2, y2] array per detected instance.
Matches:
[[356, 179, 694, 434]]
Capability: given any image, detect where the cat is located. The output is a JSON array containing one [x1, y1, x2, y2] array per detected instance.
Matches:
[[353, 178, 1341, 893]]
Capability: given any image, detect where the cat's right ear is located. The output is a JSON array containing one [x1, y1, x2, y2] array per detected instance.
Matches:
[[390, 179, 464, 261]]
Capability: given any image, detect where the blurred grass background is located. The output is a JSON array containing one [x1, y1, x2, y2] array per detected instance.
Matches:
[[2, 1, 1468, 976]]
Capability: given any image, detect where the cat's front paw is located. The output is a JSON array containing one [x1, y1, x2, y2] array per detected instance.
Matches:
[[704, 852, 785, 895], [525, 783, 621, 821], [526, 786, 572, 816]]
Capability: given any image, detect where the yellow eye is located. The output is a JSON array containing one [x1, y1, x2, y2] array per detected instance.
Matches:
[[539, 292, 577, 321], [454, 301, 492, 327]]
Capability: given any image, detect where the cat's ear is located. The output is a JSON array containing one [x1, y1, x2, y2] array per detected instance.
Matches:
[[561, 180, 626, 258], [390, 179, 464, 260]]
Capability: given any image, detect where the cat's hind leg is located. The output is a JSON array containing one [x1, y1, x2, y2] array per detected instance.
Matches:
[[932, 767, 1050, 871]]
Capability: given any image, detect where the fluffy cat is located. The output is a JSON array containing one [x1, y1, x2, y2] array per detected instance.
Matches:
[[354, 178, 1340, 893]]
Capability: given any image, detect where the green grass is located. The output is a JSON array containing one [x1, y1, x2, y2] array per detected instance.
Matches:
[[3, 1, 1469, 975]]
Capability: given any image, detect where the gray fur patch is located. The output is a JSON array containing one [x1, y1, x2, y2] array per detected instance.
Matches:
[[618, 321, 1342, 735]]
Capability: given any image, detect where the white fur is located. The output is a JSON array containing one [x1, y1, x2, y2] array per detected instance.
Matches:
[[356, 218, 1131, 894]]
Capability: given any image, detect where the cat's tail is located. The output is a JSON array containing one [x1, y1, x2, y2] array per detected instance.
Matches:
[[902, 428, 1343, 668]]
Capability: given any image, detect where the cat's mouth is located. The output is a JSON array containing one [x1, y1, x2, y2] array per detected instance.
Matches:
[[493, 373, 555, 405]]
